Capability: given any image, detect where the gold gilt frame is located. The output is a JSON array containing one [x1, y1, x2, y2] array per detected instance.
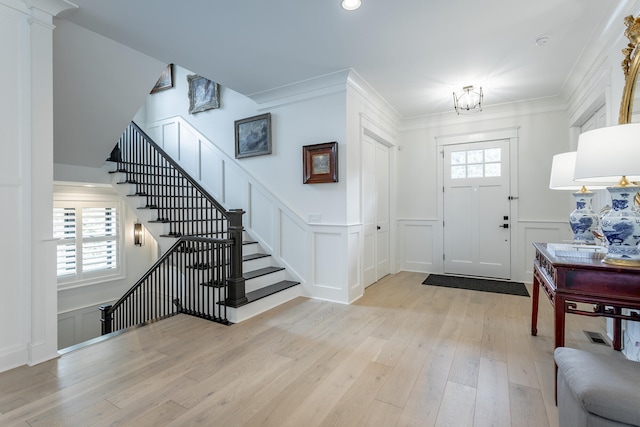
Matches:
[[620, 15, 640, 206], [619, 15, 640, 124]]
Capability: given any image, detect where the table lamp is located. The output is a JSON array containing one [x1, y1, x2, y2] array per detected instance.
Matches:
[[549, 151, 606, 244], [574, 123, 640, 265]]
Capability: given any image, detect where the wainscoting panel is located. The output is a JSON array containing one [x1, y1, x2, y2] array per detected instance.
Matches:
[[519, 221, 568, 281], [223, 166, 247, 214], [623, 316, 640, 362], [397, 220, 437, 273], [279, 210, 308, 280], [348, 227, 363, 302], [177, 123, 199, 178], [248, 184, 274, 249], [161, 122, 179, 162], [57, 303, 109, 349], [313, 232, 342, 291], [199, 142, 224, 202]]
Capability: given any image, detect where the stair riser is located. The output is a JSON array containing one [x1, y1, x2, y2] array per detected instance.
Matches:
[[245, 270, 286, 293], [242, 256, 272, 271], [228, 285, 301, 323], [242, 243, 259, 256]]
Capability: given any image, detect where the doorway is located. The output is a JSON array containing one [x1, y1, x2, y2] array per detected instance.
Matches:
[[362, 133, 391, 287], [442, 139, 512, 279]]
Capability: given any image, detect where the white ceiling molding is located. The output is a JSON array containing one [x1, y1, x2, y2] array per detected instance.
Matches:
[[22, 0, 77, 16]]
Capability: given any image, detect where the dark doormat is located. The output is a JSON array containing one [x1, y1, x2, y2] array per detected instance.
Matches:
[[422, 274, 529, 297]]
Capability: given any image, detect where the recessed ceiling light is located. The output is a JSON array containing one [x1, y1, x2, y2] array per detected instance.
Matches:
[[534, 36, 550, 46], [342, 0, 361, 11]]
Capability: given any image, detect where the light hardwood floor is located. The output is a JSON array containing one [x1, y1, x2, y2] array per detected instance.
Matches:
[[0, 272, 625, 426]]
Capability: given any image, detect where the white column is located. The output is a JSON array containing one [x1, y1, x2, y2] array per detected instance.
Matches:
[[26, 0, 77, 367], [0, 0, 76, 372]]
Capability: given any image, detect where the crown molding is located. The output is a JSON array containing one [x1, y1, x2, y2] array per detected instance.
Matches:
[[22, 0, 77, 16], [247, 69, 350, 109], [399, 96, 567, 132]]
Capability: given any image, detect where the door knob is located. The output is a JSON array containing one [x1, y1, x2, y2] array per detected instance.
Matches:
[[499, 224, 509, 228], [377, 226, 381, 230]]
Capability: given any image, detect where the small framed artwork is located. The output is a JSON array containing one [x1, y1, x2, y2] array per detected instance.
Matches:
[[187, 74, 220, 114], [235, 113, 272, 158], [302, 142, 338, 184], [150, 64, 174, 94]]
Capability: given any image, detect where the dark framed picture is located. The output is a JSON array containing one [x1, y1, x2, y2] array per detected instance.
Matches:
[[150, 64, 174, 94], [302, 142, 338, 184], [187, 74, 220, 114], [235, 113, 272, 159]]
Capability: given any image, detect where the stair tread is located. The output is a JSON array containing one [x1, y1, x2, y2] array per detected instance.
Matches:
[[128, 194, 206, 199], [158, 232, 225, 238], [244, 266, 285, 280], [243, 280, 300, 305], [243, 253, 270, 262]]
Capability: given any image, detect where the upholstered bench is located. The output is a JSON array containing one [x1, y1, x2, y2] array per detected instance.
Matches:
[[554, 347, 640, 427]]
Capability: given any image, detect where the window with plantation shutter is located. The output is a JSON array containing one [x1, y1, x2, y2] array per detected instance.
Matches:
[[53, 207, 77, 276], [53, 200, 122, 287], [81, 207, 117, 273]]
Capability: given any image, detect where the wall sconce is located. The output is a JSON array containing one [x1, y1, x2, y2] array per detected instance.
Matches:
[[574, 123, 640, 264], [341, 0, 361, 10], [453, 85, 483, 115], [134, 221, 145, 246]]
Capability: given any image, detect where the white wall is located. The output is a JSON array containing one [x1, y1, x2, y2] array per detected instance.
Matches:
[[52, 18, 166, 169], [139, 65, 350, 223]]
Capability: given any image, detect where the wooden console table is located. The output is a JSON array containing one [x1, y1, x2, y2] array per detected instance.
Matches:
[[531, 242, 640, 351]]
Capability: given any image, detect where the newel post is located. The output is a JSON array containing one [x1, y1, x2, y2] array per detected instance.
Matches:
[[226, 209, 248, 307], [99, 304, 113, 335]]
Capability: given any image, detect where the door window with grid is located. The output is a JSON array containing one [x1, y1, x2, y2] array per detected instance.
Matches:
[[449, 147, 502, 179]]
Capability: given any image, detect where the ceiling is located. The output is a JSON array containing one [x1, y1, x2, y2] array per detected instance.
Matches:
[[59, 0, 631, 118]]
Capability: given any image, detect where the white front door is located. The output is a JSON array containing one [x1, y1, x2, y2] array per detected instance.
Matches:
[[362, 134, 390, 287], [443, 139, 511, 279]]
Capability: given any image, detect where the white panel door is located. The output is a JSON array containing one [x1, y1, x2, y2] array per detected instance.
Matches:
[[443, 139, 511, 279], [376, 143, 390, 280], [362, 134, 391, 287], [362, 135, 376, 287]]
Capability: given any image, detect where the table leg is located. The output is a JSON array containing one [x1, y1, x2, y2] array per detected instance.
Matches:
[[554, 294, 566, 405], [554, 294, 566, 349], [531, 271, 540, 336], [613, 307, 622, 351]]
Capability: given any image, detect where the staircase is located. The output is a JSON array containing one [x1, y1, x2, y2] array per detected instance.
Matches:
[[102, 122, 300, 330]]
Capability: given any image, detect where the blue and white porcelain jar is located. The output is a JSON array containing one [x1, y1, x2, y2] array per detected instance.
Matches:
[[569, 191, 600, 244], [601, 185, 640, 265]]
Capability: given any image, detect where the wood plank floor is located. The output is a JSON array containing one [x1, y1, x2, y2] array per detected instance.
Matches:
[[0, 271, 626, 426]]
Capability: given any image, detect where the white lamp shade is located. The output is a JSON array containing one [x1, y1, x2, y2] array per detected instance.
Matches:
[[574, 123, 640, 183], [549, 151, 607, 190]]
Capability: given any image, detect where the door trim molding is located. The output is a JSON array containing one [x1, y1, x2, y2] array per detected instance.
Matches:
[[435, 127, 520, 280]]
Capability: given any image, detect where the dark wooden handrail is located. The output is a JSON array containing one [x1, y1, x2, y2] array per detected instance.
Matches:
[[127, 122, 228, 214]]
